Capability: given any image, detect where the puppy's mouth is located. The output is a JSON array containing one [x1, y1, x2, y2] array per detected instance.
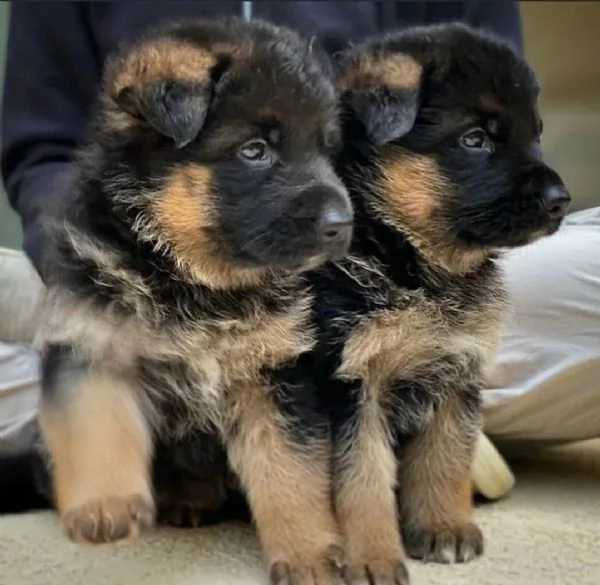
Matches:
[[508, 217, 565, 247], [290, 254, 332, 273], [453, 210, 565, 250], [280, 245, 350, 274], [237, 243, 349, 274]]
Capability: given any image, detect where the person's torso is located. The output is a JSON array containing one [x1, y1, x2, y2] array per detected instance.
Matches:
[[85, 1, 480, 68]]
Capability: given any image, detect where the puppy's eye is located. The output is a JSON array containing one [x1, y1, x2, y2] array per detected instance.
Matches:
[[459, 128, 495, 153], [238, 139, 273, 167], [486, 118, 499, 136]]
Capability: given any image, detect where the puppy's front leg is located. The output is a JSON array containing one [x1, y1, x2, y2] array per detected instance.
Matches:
[[227, 381, 345, 585], [398, 389, 483, 564], [334, 384, 409, 585], [40, 345, 155, 543]]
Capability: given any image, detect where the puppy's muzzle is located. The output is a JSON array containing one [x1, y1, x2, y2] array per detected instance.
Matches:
[[539, 184, 570, 220], [311, 186, 353, 258], [526, 164, 571, 223]]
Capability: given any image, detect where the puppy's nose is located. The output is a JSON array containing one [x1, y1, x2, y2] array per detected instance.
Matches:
[[318, 199, 353, 243], [540, 184, 571, 219]]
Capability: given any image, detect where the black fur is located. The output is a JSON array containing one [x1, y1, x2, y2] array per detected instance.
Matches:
[[300, 22, 570, 576], [0, 20, 350, 581]]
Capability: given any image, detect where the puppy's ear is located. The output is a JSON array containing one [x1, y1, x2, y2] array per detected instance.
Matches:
[[342, 85, 420, 145], [107, 37, 237, 148], [338, 52, 423, 145], [115, 80, 211, 148]]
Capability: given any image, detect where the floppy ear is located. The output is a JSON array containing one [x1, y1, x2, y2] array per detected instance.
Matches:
[[338, 52, 423, 145], [115, 80, 211, 148], [342, 85, 420, 145], [107, 35, 239, 148]]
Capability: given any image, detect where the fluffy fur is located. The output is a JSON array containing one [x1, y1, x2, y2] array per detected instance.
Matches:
[[302, 23, 571, 583], [30, 17, 353, 585], [0, 21, 571, 585]]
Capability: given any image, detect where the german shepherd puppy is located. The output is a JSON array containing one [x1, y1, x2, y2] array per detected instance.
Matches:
[[36, 17, 351, 584], [303, 23, 570, 583]]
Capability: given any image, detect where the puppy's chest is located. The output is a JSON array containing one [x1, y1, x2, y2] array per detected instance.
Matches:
[[46, 292, 314, 428], [335, 283, 503, 387]]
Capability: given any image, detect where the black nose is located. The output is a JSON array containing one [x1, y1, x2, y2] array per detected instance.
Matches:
[[318, 199, 353, 243], [540, 184, 571, 219]]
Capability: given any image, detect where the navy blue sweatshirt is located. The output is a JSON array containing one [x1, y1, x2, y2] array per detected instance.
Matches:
[[1, 1, 521, 278]]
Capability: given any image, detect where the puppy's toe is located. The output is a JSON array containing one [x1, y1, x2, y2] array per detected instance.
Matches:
[[269, 544, 347, 585], [157, 477, 227, 528], [404, 523, 483, 564], [63, 494, 155, 544], [345, 559, 409, 585], [159, 504, 223, 528]]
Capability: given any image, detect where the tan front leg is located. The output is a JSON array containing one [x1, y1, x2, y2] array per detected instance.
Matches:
[[398, 393, 483, 564], [227, 383, 345, 585], [334, 396, 409, 585], [40, 367, 154, 544]]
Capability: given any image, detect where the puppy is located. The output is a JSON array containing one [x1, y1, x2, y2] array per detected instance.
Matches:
[[304, 23, 570, 583], [37, 17, 351, 584]]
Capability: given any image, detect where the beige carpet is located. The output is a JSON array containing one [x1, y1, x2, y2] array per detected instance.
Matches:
[[1, 442, 599, 585]]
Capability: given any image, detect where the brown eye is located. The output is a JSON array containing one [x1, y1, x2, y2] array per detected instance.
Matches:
[[459, 127, 495, 154], [238, 139, 274, 168], [268, 127, 281, 145], [486, 118, 499, 136]]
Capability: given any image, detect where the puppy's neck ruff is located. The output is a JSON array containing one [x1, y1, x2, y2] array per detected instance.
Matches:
[[364, 195, 491, 277], [395, 226, 491, 276]]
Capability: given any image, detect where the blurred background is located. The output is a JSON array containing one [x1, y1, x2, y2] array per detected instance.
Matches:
[[1, 1, 599, 249]]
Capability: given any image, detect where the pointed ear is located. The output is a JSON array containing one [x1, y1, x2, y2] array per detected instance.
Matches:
[[115, 80, 211, 148], [337, 51, 423, 145]]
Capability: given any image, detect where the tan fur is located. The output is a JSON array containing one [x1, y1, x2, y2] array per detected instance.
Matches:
[[104, 38, 248, 132], [338, 53, 422, 92], [39, 371, 154, 542], [374, 150, 491, 274], [111, 39, 214, 93], [149, 164, 268, 290], [337, 284, 502, 387], [335, 396, 407, 579], [333, 260, 502, 569], [397, 393, 478, 531], [227, 383, 342, 572], [104, 39, 214, 132], [44, 282, 314, 438]]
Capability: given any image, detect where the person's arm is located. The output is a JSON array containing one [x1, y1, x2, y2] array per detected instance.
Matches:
[[463, 0, 523, 51], [1, 2, 102, 278]]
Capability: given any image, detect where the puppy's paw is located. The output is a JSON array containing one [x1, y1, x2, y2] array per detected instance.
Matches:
[[404, 523, 483, 564], [269, 544, 347, 585], [157, 477, 227, 528], [62, 494, 155, 544], [344, 559, 410, 585], [158, 502, 223, 528]]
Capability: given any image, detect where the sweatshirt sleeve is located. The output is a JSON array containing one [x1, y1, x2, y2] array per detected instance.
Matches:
[[1, 2, 102, 277], [464, 0, 523, 52]]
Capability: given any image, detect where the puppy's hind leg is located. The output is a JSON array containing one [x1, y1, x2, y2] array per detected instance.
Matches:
[[154, 434, 231, 528], [398, 388, 483, 564], [40, 344, 155, 544]]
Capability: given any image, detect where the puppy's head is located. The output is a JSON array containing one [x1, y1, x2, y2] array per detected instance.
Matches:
[[97, 18, 351, 289], [337, 23, 570, 273]]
